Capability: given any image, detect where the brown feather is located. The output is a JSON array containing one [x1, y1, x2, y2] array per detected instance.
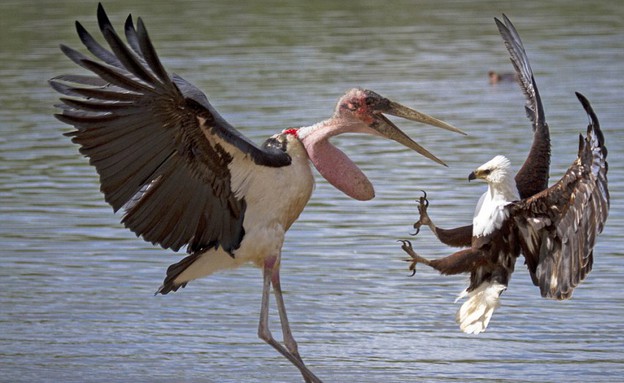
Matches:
[[511, 93, 608, 299], [434, 225, 473, 248]]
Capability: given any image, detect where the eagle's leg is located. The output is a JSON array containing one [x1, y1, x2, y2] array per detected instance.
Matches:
[[399, 239, 434, 276], [410, 191, 473, 248], [399, 240, 485, 277], [411, 190, 433, 236]]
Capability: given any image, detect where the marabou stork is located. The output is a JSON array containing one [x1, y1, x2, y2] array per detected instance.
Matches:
[[50, 4, 465, 382], [399, 15, 609, 334]]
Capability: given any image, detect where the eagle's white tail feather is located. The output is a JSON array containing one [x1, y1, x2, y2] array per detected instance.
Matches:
[[455, 281, 506, 334]]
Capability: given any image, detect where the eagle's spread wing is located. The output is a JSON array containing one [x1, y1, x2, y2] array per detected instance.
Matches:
[[495, 15, 550, 199], [495, 15, 545, 130], [51, 4, 291, 255], [510, 93, 608, 299]]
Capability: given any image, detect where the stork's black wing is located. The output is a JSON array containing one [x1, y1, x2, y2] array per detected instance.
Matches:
[[495, 15, 551, 200], [509, 93, 608, 299], [51, 4, 291, 255]]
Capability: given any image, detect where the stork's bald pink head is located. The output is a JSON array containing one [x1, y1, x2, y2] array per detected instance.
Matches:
[[296, 88, 465, 200]]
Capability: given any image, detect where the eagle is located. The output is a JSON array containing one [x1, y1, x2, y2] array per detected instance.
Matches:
[[399, 15, 610, 334]]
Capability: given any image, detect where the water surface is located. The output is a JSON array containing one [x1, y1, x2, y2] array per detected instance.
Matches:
[[1, 1, 623, 382]]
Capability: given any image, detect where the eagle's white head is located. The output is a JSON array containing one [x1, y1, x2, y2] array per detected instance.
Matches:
[[469, 155, 514, 185], [470, 155, 519, 206]]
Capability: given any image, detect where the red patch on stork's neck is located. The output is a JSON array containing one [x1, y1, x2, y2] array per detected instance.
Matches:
[[282, 128, 299, 137]]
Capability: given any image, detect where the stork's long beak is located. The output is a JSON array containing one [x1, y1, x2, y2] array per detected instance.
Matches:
[[372, 100, 466, 166]]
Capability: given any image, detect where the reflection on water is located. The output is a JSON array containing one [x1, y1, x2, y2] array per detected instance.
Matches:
[[1, 0, 623, 382]]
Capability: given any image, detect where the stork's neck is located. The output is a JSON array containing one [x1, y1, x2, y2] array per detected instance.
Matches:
[[294, 118, 375, 201], [296, 117, 365, 143]]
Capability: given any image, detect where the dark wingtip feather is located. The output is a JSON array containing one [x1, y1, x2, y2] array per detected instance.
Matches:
[[48, 77, 68, 95], [96, 3, 113, 33], [502, 13, 513, 26], [124, 14, 135, 30], [495, 14, 546, 129], [575, 92, 590, 112], [136, 16, 170, 81], [575, 92, 606, 157], [59, 43, 78, 61], [75, 20, 86, 36], [577, 133, 584, 158], [75, 16, 124, 68], [494, 16, 505, 32], [123, 14, 142, 55], [575, 92, 600, 131]]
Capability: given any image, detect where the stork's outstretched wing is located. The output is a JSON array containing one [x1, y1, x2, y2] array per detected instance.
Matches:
[[495, 15, 550, 199], [51, 4, 291, 255], [510, 93, 608, 299]]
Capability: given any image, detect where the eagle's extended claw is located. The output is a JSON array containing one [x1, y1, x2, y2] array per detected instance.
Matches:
[[399, 239, 434, 277], [421, 190, 429, 207], [411, 190, 432, 236], [398, 239, 419, 276]]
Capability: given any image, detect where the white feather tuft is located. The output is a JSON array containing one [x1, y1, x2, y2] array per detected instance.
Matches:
[[477, 155, 511, 173], [472, 155, 519, 237], [455, 281, 507, 334]]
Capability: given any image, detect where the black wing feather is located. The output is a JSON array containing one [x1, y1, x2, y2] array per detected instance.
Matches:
[[51, 3, 290, 255], [136, 17, 170, 81], [510, 93, 608, 299], [123, 15, 143, 57], [100, 25, 158, 85], [495, 15, 551, 200], [495, 15, 546, 129], [76, 20, 123, 69]]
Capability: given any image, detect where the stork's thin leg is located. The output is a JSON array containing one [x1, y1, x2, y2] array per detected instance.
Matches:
[[271, 268, 303, 361], [258, 257, 323, 383]]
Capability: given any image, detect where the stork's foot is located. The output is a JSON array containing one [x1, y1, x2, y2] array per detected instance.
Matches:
[[398, 239, 432, 276], [411, 190, 431, 236]]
